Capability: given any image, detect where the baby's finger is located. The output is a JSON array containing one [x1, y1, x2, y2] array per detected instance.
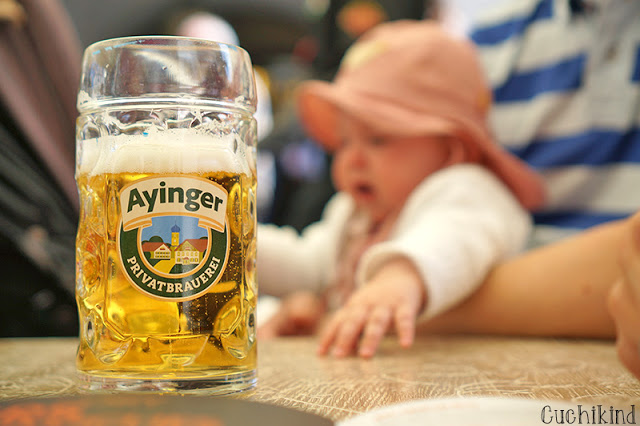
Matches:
[[329, 307, 368, 358], [394, 303, 417, 348], [358, 306, 392, 358], [317, 313, 342, 356]]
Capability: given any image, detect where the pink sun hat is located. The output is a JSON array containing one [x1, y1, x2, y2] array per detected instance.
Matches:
[[297, 20, 545, 210]]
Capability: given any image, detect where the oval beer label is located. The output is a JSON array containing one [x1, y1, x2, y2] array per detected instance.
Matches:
[[117, 175, 229, 301]]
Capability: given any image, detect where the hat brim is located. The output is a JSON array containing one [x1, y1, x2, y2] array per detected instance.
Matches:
[[297, 81, 546, 210], [297, 80, 455, 151]]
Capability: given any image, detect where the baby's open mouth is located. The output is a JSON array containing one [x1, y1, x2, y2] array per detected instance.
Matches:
[[354, 183, 374, 198]]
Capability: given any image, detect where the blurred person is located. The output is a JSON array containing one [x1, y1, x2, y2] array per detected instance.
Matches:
[[0, 0, 81, 336], [173, 9, 277, 222], [471, 0, 640, 247], [257, 20, 545, 358], [173, 10, 274, 141], [259, 1, 640, 374], [260, 0, 444, 232], [411, 0, 640, 369]]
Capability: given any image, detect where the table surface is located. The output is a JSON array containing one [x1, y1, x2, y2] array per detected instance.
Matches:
[[1, 336, 639, 422]]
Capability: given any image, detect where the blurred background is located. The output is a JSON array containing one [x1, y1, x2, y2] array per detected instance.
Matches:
[[1, 0, 506, 337], [60, 0, 447, 231]]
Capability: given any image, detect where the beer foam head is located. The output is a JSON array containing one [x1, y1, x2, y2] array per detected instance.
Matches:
[[78, 129, 250, 176]]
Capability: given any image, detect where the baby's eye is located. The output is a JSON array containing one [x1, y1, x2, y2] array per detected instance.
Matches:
[[369, 136, 387, 147]]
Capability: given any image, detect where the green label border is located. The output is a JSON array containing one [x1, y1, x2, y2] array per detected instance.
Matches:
[[118, 222, 229, 301]]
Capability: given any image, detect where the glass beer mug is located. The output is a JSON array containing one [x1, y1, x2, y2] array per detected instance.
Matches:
[[75, 37, 258, 394]]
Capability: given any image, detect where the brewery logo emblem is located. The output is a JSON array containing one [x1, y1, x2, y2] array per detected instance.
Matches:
[[117, 175, 229, 300]]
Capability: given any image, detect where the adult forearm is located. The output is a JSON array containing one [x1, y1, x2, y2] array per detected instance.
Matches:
[[419, 219, 625, 338]]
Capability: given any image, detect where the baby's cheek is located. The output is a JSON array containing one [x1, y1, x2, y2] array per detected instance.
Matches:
[[330, 161, 348, 191]]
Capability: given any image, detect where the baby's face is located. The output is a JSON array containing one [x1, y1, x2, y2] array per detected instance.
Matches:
[[331, 116, 451, 225]]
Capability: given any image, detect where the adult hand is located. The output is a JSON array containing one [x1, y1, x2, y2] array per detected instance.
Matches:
[[608, 213, 640, 379]]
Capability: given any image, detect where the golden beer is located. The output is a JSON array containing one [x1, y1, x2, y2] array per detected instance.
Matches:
[[76, 170, 255, 367], [76, 146, 257, 391], [76, 36, 258, 393]]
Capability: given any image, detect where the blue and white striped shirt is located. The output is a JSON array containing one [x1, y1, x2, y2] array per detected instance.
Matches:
[[470, 0, 640, 245]]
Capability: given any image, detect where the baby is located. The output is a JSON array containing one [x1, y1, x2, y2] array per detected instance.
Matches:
[[257, 20, 545, 357]]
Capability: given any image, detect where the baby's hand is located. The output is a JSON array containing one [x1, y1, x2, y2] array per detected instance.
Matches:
[[258, 292, 327, 339], [317, 257, 426, 358]]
